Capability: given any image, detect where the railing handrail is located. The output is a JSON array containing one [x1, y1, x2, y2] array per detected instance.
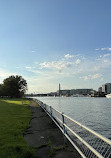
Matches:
[[51, 106, 62, 115], [41, 101, 111, 146], [64, 123, 104, 158], [35, 98, 111, 158], [63, 113, 111, 146]]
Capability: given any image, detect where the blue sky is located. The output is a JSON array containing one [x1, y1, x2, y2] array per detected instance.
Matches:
[[0, 0, 111, 93]]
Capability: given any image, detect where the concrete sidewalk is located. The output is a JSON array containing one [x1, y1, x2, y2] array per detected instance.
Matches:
[[24, 100, 81, 158]]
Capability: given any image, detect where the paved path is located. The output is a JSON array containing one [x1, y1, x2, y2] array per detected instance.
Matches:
[[24, 100, 81, 158]]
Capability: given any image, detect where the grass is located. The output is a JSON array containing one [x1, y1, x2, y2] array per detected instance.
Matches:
[[0, 98, 36, 158]]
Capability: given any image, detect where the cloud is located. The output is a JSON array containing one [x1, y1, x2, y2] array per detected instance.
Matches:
[[101, 47, 111, 51], [39, 58, 82, 73], [24, 54, 84, 93], [95, 48, 100, 51], [96, 47, 111, 51], [40, 61, 65, 70], [25, 66, 32, 69], [64, 54, 74, 59], [103, 53, 111, 57], [91, 66, 99, 72], [26, 53, 111, 81], [80, 74, 102, 81], [75, 59, 81, 64], [39, 53, 82, 71], [24, 53, 111, 93], [95, 54, 111, 68], [80, 76, 89, 80], [91, 74, 102, 79], [31, 50, 36, 53], [40, 60, 75, 71], [103, 60, 108, 63], [96, 54, 111, 61]]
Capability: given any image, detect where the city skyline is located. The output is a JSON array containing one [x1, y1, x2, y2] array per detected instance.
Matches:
[[0, 1, 111, 93]]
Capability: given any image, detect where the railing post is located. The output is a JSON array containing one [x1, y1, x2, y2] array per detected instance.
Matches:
[[50, 106, 52, 117], [45, 104, 47, 110], [62, 112, 66, 134], [62, 112, 67, 143], [44, 104, 46, 110]]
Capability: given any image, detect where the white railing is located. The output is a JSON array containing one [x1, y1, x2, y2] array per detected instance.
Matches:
[[35, 99, 111, 158]]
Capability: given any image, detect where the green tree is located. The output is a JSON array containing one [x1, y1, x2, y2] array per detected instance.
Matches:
[[0, 84, 3, 96], [3, 75, 27, 98]]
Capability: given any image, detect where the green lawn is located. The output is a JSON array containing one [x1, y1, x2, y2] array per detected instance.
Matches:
[[0, 99, 35, 158]]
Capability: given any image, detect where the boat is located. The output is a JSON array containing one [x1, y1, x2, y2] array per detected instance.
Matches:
[[106, 94, 111, 98]]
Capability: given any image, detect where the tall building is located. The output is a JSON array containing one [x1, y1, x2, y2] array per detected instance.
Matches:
[[102, 84, 107, 93], [59, 83, 61, 96], [102, 83, 111, 94], [106, 83, 111, 94]]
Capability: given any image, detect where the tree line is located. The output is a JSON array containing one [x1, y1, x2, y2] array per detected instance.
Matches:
[[0, 75, 27, 98]]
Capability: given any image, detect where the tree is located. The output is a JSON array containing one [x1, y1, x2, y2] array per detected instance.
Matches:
[[3, 75, 27, 98], [0, 84, 3, 96]]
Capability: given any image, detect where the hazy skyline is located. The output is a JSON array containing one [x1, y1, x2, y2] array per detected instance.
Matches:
[[0, 0, 111, 93]]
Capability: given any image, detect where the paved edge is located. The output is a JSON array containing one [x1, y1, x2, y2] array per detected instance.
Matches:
[[24, 99, 81, 158]]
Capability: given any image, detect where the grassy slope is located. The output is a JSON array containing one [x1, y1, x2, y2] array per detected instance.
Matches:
[[0, 99, 35, 158]]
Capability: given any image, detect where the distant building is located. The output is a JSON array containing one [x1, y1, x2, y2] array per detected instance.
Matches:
[[59, 83, 61, 96], [57, 88, 93, 96], [56, 83, 61, 96], [48, 92, 57, 96], [102, 83, 111, 94], [57, 89, 70, 96], [91, 91, 105, 97], [74, 89, 93, 95], [102, 84, 107, 93], [70, 89, 76, 95], [70, 89, 93, 95], [106, 83, 111, 94], [98, 87, 102, 92], [61, 90, 70, 96]]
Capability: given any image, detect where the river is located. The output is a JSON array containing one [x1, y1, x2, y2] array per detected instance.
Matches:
[[33, 96, 111, 140]]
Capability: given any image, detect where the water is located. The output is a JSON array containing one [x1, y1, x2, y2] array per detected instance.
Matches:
[[33, 96, 111, 139]]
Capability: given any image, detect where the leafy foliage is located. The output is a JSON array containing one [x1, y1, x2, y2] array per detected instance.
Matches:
[[0, 75, 27, 98]]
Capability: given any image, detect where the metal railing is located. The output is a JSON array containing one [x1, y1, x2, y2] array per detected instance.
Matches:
[[35, 99, 111, 158]]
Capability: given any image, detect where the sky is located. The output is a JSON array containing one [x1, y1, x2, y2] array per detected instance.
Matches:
[[0, 0, 111, 93]]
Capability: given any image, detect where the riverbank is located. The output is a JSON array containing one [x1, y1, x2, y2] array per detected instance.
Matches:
[[24, 100, 81, 158]]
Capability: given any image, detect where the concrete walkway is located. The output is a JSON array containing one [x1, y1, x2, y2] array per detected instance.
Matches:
[[24, 100, 81, 158]]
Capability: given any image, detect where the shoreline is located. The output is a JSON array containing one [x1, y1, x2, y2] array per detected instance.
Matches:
[[24, 100, 81, 158]]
